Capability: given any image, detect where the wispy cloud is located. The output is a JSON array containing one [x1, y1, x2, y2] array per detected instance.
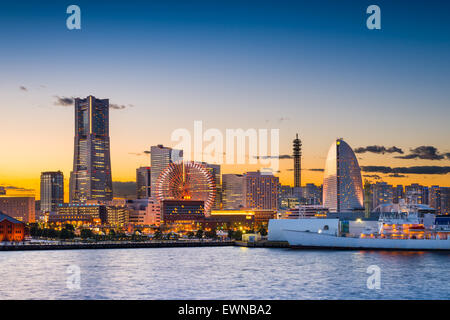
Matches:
[[53, 96, 133, 110], [129, 150, 150, 156], [254, 154, 292, 160], [388, 173, 408, 178], [54, 96, 74, 106], [363, 174, 382, 180], [1, 185, 35, 192], [354, 145, 403, 154], [394, 146, 450, 160], [361, 165, 450, 175]]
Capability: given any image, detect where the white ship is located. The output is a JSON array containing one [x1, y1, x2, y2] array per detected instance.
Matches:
[[271, 201, 450, 251]]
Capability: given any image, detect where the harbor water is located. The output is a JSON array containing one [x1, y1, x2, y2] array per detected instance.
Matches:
[[0, 247, 449, 300]]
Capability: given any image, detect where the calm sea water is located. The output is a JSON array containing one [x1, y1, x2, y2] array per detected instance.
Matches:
[[0, 247, 449, 300]]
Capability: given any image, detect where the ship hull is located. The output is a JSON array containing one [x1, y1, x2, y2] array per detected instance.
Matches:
[[283, 230, 450, 251]]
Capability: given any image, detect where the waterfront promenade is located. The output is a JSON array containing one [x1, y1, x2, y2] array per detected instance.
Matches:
[[0, 240, 235, 251]]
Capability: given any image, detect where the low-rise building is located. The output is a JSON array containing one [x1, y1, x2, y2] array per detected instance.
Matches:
[[0, 211, 26, 242]]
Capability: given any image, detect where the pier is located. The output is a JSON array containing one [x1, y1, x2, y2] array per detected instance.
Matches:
[[0, 240, 234, 251]]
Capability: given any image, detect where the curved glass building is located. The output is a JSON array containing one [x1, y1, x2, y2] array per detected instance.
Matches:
[[323, 139, 364, 212]]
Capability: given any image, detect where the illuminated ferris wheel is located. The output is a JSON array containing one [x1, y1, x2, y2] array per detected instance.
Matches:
[[155, 161, 216, 213]]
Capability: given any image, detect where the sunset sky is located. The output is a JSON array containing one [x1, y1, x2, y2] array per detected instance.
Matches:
[[1, 0, 449, 200]]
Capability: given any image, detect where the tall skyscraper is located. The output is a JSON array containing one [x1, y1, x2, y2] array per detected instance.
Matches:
[[244, 171, 279, 210], [293, 133, 302, 188], [40, 171, 64, 213], [429, 186, 450, 215], [429, 186, 441, 214], [222, 174, 245, 209], [70, 95, 113, 203], [150, 145, 182, 198], [323, 139, 364, 212], [136, 167, 151, 199]]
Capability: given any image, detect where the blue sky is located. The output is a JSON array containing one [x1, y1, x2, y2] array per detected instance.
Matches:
[[1, 0, 450, 191]]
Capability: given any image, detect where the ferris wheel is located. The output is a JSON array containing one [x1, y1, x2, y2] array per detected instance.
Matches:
[[155, 161, 216, 213]]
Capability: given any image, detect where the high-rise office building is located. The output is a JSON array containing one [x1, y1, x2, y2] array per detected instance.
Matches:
[[429, 186, 442, 214], [136, 167, 151, 199], [150, 145, 182, 198], [323, 139, 364, 212], [363, 180, 372, 218], [371, 182, 394, 209], [303, 183, 321, 205], [393, 185, 404, 204], [279, 185, 298, 209], [40, 171, 64, 213], [244, 171, 279, 210], [70, 95, 113, 203], [405, 184, 427, 204], [429, 186, 450, 215], [293, 133, 302, 188], [222, 174, 245, 209]]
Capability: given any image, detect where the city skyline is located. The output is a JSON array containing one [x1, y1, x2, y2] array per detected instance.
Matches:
[[1, 0, 450, 200]]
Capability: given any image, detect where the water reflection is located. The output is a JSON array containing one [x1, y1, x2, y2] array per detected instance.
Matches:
[[0, 247, 448, 300]]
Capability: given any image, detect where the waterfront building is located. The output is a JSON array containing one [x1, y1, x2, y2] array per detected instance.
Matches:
[[206, 210, 255, 231], [40, 171, 64, 213], [244, 171, 279, 210], [0, 187, 5, 195], [363, 180, 372, 217], [303, 183, 322, 205], [441, 188, 450, 215], [127, 198, 161, 226], [429, 186, 450, 215], [283, 205, 329, 219], [136, 167, 151, 199], [279, 185, 299, 209], [106, 206, 130, 226], [0, 197, 35, 223], [48, 212, 94, 225], [371, 182, 394, 209], [150, 145, 183, 198], [56, 204, 107, 225], [70, 95, 113, 203], [0, 211, 26, 242], [405, 184, 428, 204], [429, 186, 442, 214], [222, 174, 245, 209], [322, 139, 364, 212], [161, 200, 205, 230], [393, 185, 404, 204]]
